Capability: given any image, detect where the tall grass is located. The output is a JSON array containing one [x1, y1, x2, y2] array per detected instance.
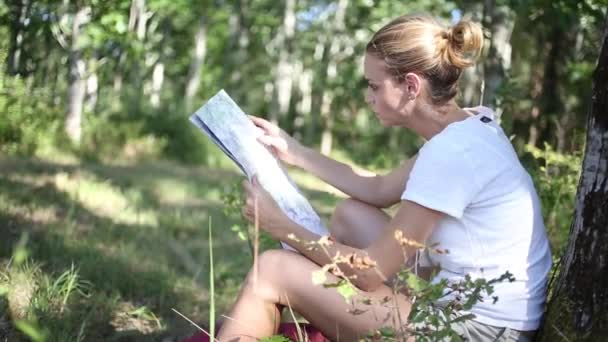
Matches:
[[209, 218, 216, 339]]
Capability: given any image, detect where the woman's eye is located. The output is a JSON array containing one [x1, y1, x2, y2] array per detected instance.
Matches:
[[367, 83, 379, 91]]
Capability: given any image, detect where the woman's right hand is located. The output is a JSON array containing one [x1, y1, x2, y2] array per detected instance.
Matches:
[[249, 115, 304, 166]]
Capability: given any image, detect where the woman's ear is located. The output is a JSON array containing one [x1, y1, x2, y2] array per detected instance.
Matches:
[[403, 72, 423, 100]]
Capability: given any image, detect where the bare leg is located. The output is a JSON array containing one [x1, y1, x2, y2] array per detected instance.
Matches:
[[329, 198, 392, 248], [216, 249, 412, 341], [217, 199, 407, 341], [331, 199, 436, 281]]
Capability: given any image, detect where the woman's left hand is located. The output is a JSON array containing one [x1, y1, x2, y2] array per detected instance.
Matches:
[[242, 175, 290, 238]]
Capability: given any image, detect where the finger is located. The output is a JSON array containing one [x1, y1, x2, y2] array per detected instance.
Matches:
[[253, 126, 265, 138], [249, 115, 279, 135], [242, 179, 253, 194], [257, 135, 287, 152], [242, 207, 252, 221]]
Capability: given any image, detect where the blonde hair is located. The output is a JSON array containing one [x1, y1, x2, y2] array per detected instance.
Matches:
[[366, 14, 483, 105]]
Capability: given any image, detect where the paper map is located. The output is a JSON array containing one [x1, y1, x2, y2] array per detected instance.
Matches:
[[189, 90, 329, 249]]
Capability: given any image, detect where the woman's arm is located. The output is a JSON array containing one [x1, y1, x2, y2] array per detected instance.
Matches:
[[250, 115, 416, 208], [295, 147, 417, 208], [241, 178, 442, 292], [285, 199, 442, 291]]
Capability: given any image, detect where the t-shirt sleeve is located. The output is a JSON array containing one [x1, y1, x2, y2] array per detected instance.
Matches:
[[401, 141, 481, 219]]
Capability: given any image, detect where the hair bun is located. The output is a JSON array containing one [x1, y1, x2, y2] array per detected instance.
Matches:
[[440, 20, 483, 69]]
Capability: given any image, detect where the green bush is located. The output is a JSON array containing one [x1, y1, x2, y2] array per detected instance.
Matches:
[[0, 75, 63, 156], [524, 143, 582, 253]]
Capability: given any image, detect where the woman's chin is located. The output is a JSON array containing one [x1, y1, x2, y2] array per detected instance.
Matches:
[[377, 117, 394, 126]]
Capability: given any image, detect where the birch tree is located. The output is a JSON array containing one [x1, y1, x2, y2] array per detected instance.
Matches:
[[269, 0, 297, 124], [184, 16, 208, 111], [65, 5, 91, 144], [537, 14, 608, 341]]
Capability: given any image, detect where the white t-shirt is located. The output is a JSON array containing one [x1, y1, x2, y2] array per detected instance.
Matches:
[[401, 106, 552, 331]]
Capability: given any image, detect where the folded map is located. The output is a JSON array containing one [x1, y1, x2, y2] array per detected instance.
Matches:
[[189, 89, 329, 249]]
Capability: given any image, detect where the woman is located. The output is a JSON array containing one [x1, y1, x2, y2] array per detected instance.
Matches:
[[216, 13, 552, 341]]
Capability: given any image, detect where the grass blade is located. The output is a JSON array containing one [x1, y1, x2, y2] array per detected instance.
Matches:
[[209, 217, 215, 339]]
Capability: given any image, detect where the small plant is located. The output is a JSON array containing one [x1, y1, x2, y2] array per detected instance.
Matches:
[[221, 180, 280, 256], [297, 231, 515, 341], [47, 264, 92, 313], [128, 305, 163, 329]]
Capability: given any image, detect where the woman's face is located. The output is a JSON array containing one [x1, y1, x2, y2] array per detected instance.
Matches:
[[363, 53, 410, 126]]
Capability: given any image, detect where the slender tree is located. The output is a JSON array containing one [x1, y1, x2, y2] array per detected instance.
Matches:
[[537, 13, 608, 341], [65, 5, 91, 144], [184, 15, 208, 112]]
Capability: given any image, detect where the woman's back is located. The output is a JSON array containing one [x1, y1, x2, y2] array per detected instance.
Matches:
[[401, 107, 552, 330]]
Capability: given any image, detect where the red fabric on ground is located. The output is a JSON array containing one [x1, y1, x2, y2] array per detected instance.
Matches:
[[181, 322, 329, 342]]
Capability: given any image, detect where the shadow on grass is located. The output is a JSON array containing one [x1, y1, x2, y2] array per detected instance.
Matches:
[[0, 158, 256, 341]]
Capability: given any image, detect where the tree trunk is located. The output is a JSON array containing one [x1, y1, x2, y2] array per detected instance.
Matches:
[[223, 0, 250, 104], [481, 0, 514, 113], [319, 0, 348, 156], [459, 2, 483, 107], [65, 6, 91, 144], [150, 61, 164, 108], [537, 15, 608, 341], [128, 0, 147, 41], [127, 0, 149, 113], [306, 33, 328, 144], [84, 57, 99, 114], [7, 0, 31, 75], [295, 64, 312, 141], [185, 16, 208, 111], [269, 0, 297, 124]]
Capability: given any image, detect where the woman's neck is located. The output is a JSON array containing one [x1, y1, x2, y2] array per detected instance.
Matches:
[[410, 100, 471, 140]]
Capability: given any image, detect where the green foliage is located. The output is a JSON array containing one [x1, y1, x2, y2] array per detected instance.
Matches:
[[141, 108, 211, 165], [0, 75, 63, 156], [221, 179, 281, 255], [403, 271, 514, 341], [524, 143, 581, 252], [46, 264, 92, 312], [307, 233, 516, 341], [0, 157, 252, 340], [14, 320, 48, 342], [0, 0, 599, 339], [80, 112, 167, 162]]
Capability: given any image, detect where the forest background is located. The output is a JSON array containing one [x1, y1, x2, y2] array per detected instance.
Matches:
[[0, 0, 606, 341]]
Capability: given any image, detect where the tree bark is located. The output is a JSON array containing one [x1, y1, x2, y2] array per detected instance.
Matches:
[[306, 32, 328, 144], [220, 0, 249, 104], [185, 16, 208, 111], [295, 63, 312, 141], [65, 6, 91, 144], [319, 0, 348, 156], [459, 2, 483, 107], [269, 0, 297, 124], [7, 0, 31, 75], [537, 25, 566, 147], [481, 0, 514, 112], [537, 14, 608, 341], [128, 0, 147, 41], [149, 61, 164, 108], [84, 60, 99, 114]]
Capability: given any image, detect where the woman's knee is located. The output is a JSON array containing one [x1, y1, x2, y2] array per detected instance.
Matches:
[[330, 198, 364, 240], [330, 198, 389, 248], [243, 249, 298, 300]]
